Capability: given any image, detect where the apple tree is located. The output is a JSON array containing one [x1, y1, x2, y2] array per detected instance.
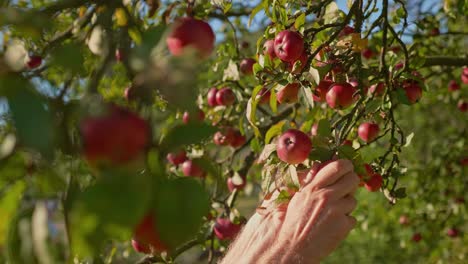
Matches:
[[0, 0, 466, 263]]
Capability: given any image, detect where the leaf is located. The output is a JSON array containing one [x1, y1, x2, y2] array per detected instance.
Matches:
[[154, 178, 210, 249], [393, 187, 407, 198], [294, 13, 306, 30], [246, 86, 262, 138], [114, 8, 128, 26], [51, 42, 84, 73], [403, 132, 414, 147], [0, 181, 25, 247], [301, 85, 315, 109], [258, 143, 277, 163], [309, 147, 334, 162], [265, 120, 286, 144], [317, 119, 332, 137], [161, 123, 217, 151], [288, 165, 299, 187], [248, 2, 265, 27], [223, 60, 240, 81]]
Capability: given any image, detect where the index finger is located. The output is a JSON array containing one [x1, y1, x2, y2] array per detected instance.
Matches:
[[303, 159, 354, 192]]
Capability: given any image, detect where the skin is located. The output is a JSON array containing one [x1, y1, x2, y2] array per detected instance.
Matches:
[[221, 159, 359, 264]]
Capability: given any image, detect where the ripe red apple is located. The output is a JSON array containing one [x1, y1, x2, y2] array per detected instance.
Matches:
[[115, 49, 123, 62], [181, 160, 205, 178], [338, 25, 355, 37], [364, 173, 382, 192], [276, 129, 312, 164], [448, 80, 460, 91], [240, 58, 256, 75], [132, 214, 167, 254], [230, 130, 246, 148], [166, 17, 215, 58], [358, 122, 380, 142], [287, 50, 308, 73], [216, 87, 236, 106], [429, 28, 440, 36], [402, 81, 423, 104], [207, 87, 219, 107], [461, 157, 468, 166], [310, 123, 318, 137], [394, 62, 404, 71], [447, 228, 459, 238], [369, 82, 385, 96], [166, 150, 187, 166], [227, 174, 246, 192], [362, 48, 374, 59], [182, 109, 205, 124], [412, 233, 422, 242], [213, 128, 235, 146], [277, 83, 300, 104], [458, 100, 467, 112], [313, 78, 333, 102], [342, 140, 352, 146], [26, 55, 42, 69], [80, 106, 150, 165], [399, 215, 410, 226], [462, 67, 468, 84], [257, 87, 271, 104], [358, 163, 374, 186], [326, 82, 357, 109], [214, 218, 242, 240], [274, 30, 304, 62], [263, 39, 276, 59]]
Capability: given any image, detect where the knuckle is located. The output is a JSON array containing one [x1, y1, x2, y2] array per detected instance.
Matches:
[[318, 189, 333, 203]]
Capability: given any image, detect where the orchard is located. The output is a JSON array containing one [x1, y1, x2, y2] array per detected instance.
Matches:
[[0, 0, 467, 263]]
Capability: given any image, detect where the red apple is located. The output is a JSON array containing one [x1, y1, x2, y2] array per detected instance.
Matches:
[[362, 48, 374, 59], [240, 58, 256, 75], [263, 39, 276, 59], [429, 28, 440, 36], [412, 233, 422, 242], [338, 25, 355, 37], [216, 87, 236, 106], [364, 173, 383, 192], [369, 82, 385, 97], [230, 130, 246, 148], [287, 50, 308, 73], [182, 109, 205, 124], [213, 128, 235, 146], [257, 87, 271, 104], [276, 129, 312, 164], [26, 55, 42, 69], [133, 214, 168, 253], [166, 150, 187, 166], [326, 82, 357, 109], [166, 17, 215, 58], [342, 140, 352, 146], [448, 80, 460, 91], [181, 160, 205, 178], [462, 67, 468, 84], [458, 100, 467, 112], [80, 106, 150, 165], [399, 215, 410, 226], [214, 218, 242, 240], [447, 228, 459, 238], [402, 81, 423, 104], [310, 123, 318, 137], [115, 49, 123, 61], [358, 163, 374, 186], [207, 87, 219, 107], [358, 122, 380, 142], [313, 78, 333, 102], [394, 62, 404, 71], [277, 83, 300, 104], [227, 175, 246, 192], [274, 30, 304, 62]]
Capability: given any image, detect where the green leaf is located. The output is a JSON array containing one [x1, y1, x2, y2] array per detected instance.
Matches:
[[317, 119, 332, 137], [294, 13, 306, 30], [154, 178, 209, 249], [265, 120, 286, 144], [51, 43, 84, 73], [0, 181, 25, 247], [248, 2, 265, 27], [404, 132, 414, 147], [161, 123, 217, 151], [393, 187, 407, 198], [309, 147, 334, 162]]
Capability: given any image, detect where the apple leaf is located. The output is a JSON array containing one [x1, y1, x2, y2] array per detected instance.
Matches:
[[258, 143, 277, 163], [265, 120, 286, 144], [161, 123, 217, 151]]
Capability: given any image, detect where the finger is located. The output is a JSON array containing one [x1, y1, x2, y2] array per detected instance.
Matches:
[[345, 215, 357, 230], [305, 159, 354, 192], [326, 172, 360, 199], [333, 195, 357, 215]]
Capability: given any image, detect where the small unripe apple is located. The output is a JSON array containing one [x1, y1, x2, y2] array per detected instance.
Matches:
[[277, 83, 300, 104], [313, 78, 333, 102], [207, 88, 219, 107], [26, 55, 42, 69], [458, 100, 467, 112], [81, 106, 150, 165], [182, 109, 205, 124], [358, 122, 380, 142], [411, 233, 422, 242], [462, 67, 468, 84], [230, 130, 246, 148], [310, 123, 318, 137], [362, 48, 374, 59], [364, 173, 383, 192], [263, 39, 276, 59], [166, 17, 215, 58], [274, 30, 304, 62], [326, 82, 357, 109], [257, 87, 271, 104], [214, 218, 242, 240], [240, 58, 256, 75], [287, 51, 308, 73], [166, 150, 187, 166], [227, 174, 246, 192], [402, 81, 423, 104], [276, 129, 312, 164], [399, 215, 410, 226], [216, 87, 236, 106], [181, 160, 205, 178], [133, 214, 168, 253], [448, 80, 460, 91], [369, 82, 385, 96], [447, 228, 459, 238]]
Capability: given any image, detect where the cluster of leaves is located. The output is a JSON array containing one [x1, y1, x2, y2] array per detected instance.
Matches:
[[0, 0, 466, 263]]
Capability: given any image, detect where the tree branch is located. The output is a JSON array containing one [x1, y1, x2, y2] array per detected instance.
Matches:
[[422, 56, 468, 67]]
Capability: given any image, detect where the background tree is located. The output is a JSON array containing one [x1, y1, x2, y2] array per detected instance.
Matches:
[[0, 0, 466, 263]]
